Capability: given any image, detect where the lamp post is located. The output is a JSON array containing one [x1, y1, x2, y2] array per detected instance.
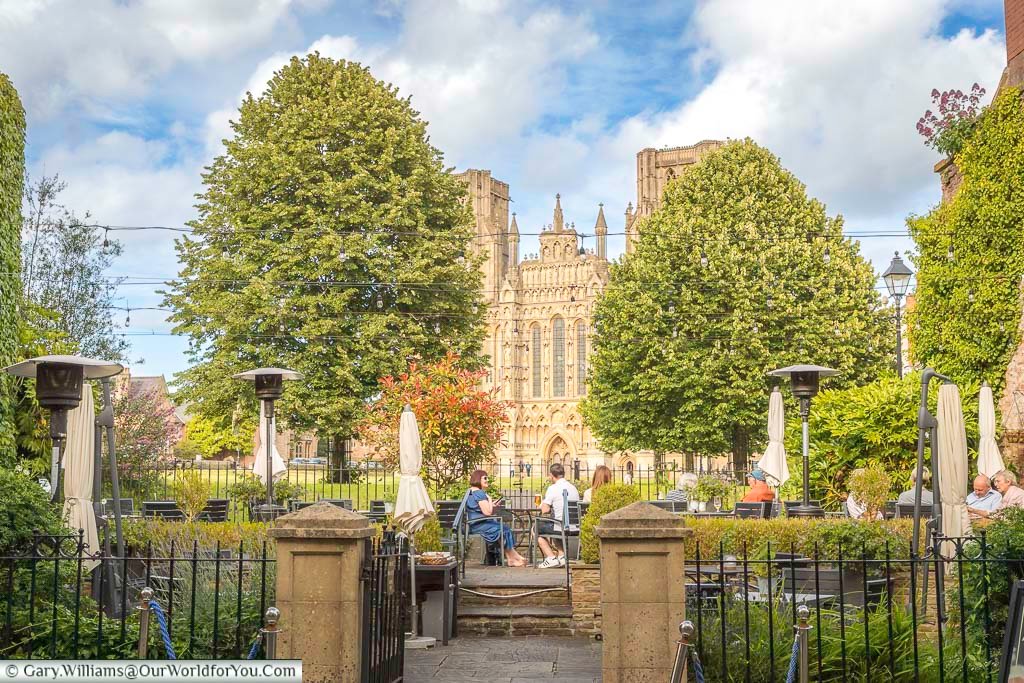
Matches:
[[233, 367, 303, 520], [882, 252, 914, 379], [3, 355, 123, 502], [768, 364, 838, 518]]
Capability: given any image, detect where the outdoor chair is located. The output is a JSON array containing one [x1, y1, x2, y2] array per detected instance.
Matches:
[[141, 501, 184, 520], [197, 498, 229, 522], [528, 490, 578, 566], [780, 566, 890, 608], [897, 503, 933, 519], [434, 500, 463, 557], [734, 501, 771, 519], [648, 500, 681, 513], [458, 491, 512, 569], [578, 501, 590, 519], [884, 501, 898, 519], [366, 499, 388, 523], [100, 498, 135, 518]]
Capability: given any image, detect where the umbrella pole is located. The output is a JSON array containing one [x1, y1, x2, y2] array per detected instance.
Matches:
[[100, 378, 125, 560], [408, 535, 419, 639]]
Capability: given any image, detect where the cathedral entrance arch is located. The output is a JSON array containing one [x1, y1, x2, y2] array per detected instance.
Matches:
[[542, 431, 575, 470]]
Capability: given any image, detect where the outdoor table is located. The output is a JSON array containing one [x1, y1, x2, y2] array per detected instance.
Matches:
[[413, 559, 459, 645], [685, 511, 734, 518]]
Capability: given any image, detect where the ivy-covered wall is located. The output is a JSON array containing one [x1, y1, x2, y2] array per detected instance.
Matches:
[[908, 88, 1024, 404], [0, 73, 25, 463]]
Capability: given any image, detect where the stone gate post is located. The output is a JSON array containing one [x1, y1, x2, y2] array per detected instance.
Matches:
[[594, 501, 690, 682], [268, 502, 374, 683]]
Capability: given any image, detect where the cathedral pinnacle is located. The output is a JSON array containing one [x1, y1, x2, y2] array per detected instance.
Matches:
[[594, 203, 608, 234], [553, 193, 564, 233], [509, 212, 519, 237]]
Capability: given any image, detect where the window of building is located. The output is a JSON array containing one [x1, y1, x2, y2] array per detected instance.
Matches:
[[552, 318, 565, 397], [532, 326, 542, 398], [577, 323, 587, 395]]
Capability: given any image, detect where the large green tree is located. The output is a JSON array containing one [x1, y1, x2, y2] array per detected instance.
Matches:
[[165, 54, 484, 435], [0, 73, 25, 464], [908, 88, 1024, 393], [581, 139, 891, 458]]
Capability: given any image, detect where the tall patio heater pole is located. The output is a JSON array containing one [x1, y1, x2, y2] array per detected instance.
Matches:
[[768, 364, 838, 518]]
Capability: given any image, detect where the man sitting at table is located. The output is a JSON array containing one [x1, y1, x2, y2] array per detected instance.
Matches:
[[536, 463, 579, 569], [966, 474, 1001, 520], [740, 468, 775, 503]]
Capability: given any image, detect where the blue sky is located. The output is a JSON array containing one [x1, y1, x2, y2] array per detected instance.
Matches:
[[0, 0, 1009, 381]]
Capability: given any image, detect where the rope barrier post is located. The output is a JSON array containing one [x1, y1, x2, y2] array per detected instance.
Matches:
[[262, 606, 280, 660], [137, 587, 153, 659], [670, 620, 694, 683], [797, 605, 811, 683]]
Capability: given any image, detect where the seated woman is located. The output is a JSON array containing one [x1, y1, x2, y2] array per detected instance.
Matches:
[[582, 465, 612, 503], [740, 468, 775, 503], [466, 469, 527, 567]]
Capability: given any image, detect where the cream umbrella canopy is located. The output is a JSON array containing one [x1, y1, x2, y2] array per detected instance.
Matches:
[[62, 383, 99, 571], [393, 405, 434, 533], [758, 387, 790, 487], [977, 382, 1005, 479], [252, 402, 286, 485], [937, 383, 970, 548]]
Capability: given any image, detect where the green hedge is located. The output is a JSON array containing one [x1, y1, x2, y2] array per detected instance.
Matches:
[[0, 73, 25, 463], [123, 519, 271, 555], [580, 483, 641, 563]]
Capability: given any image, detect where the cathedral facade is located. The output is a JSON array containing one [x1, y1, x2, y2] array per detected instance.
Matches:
[[457, 140, 723, 471]]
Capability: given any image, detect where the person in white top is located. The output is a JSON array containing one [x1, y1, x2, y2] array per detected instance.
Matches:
[[536, 463, 579, 568]]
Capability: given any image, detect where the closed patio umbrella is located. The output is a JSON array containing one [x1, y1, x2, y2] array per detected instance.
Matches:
[[63, 383, 100, 571], [937, 383, 969, 549], [252, 402, 286, 485], [392, 405, 436, 649], [977, 381, 1005, 479], [393, 405, 434, 533], [758, 387, 790, 487]]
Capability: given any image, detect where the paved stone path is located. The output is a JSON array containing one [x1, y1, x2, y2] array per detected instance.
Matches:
[[405, 636, 602, 682]]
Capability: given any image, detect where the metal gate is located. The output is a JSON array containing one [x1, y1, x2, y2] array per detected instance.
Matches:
[[361, 531, 408, 683]]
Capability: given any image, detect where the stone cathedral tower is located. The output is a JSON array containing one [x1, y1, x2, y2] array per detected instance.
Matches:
[[456, 139, 722, 471]]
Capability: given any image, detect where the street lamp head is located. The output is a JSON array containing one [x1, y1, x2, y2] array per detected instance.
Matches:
[[768, 364, 839, 400], [882, 252, 913, 298], [3, 355, 124, 443], [232, 367, 303, 402]]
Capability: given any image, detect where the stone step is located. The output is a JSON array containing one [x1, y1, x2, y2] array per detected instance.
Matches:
[[459, 585, 570, 606], [457, 605, 576, 637]]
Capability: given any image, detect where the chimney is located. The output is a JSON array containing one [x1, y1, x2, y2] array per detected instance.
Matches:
[[1008, 0, 1024, 87]]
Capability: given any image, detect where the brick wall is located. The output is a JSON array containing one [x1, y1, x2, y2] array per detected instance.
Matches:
[[1009, 0, 1024, 87]]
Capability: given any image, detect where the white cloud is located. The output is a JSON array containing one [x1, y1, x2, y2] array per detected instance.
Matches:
[[0, 0, 308, 118]]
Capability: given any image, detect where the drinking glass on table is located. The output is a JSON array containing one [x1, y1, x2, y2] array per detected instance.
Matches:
[[533, 493, 542, 508], [712, 496, 722, 513]]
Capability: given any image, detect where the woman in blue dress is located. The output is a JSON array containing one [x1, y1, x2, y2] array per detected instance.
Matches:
[[466, 469, 527, 567]]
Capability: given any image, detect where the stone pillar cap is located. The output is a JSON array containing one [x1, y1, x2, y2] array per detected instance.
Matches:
[[268, 501, 375, 540], [594, 501, 692, 540]]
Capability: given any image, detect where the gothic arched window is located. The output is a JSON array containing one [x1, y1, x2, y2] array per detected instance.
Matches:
[[552, 317, 565, 397], [576, 322, 587, 395], [532, 326, 542, 398]]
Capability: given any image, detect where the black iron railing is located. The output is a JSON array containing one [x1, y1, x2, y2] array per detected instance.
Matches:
[[361, 531, 408, 683], [1, 533, 275, 660]]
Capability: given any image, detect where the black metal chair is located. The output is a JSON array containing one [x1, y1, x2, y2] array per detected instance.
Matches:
[[896, 502, 933, 519], [734, 501, 771, 519], [884, 501, 898, 519], [366, 500, 388, 523], [435, 500, 463, 556], [648, 500, 681, 513], [141, 501, 184, 520], [529, 490, 576, 566], [100, 498, 135, 517], [198, 498, 229, 522], [578, 501, 590, 519]]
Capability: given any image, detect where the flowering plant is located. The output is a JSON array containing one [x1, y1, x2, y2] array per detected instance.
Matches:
[[916, 83, 986, 158]]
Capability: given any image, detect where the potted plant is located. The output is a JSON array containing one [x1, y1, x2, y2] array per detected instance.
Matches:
[[686, 475, 732, 512]]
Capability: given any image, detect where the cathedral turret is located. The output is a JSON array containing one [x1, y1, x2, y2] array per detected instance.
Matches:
[[553, 193, 564, 233], [625, 201, 636, 254], [509, 212, 520, 269], [594, 203, 608, 261]]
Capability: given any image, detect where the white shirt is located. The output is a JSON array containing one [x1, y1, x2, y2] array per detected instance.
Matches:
[[543, 478, 580, 522]]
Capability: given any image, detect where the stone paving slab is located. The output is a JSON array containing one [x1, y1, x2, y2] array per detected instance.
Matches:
[[405, 636, 601, 682]]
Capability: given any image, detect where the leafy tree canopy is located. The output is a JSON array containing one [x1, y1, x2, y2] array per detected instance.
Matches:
[[182, 412, 254, 459], [165, 54, 485, 435], [582, 139, 892, 456], [908, 88, 1024, 394], [357, 353, 508, 492]]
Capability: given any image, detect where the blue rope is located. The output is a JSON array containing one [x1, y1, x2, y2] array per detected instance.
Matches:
[[247, 633, 262, 660], [785, 633, 800, 683], [690, 648, 705, 683], [147, 600, 176, 660]]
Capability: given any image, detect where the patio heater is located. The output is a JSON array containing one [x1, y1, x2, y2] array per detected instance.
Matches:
[[233, 367, 303, 520], [768, 364, 838, 518], [3, 355, 123, 503]]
